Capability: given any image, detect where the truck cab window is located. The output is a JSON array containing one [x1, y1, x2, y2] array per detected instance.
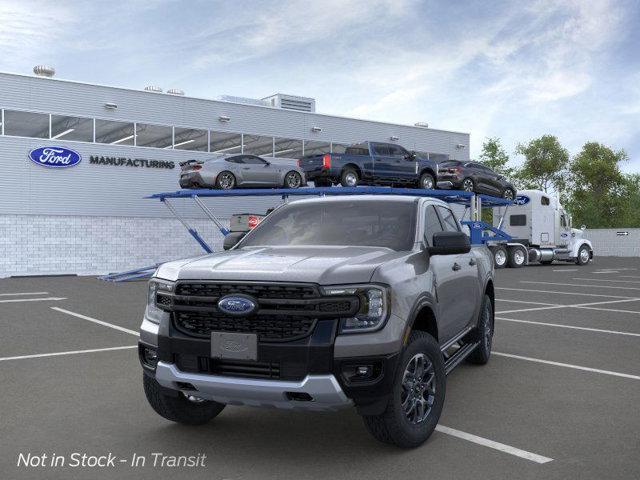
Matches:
[[435, 206, 460, 232], [510, 214, 526, 226], [424, 205, 444, 246], [373, 144, 390, 156], [541, 196, 550, 205]]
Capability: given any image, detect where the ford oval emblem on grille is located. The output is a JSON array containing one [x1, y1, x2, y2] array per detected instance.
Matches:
[[217, 295, 257, 316]]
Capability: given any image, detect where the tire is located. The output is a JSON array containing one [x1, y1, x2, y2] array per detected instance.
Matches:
[[314, 178, 332, 187], [340, 168, 359, 187], [507, 245, 526, 268], [491, 245, 508, 269], [467, 294, 494, 365], [419, 172, 435, 190], [143, 375, 225, 425], [461, 178, 475, 192], [283, 171, 302, 189], [502, 188, 515, 200], [215, 171, 236, 190], [576, 245, 591, 265], [362, 331, 446, 448]]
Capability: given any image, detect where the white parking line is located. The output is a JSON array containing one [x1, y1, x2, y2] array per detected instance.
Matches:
[[520, 281, 640, 292], [497, 298, 640, 315], [0, 346, 137, 362], [0, 297, 67, 303], [574, 305, 640, 315], [51, 307, 138, 336], [493, 352, 640, 381], [497, 287, 638, 299], [496, 299, 560, 306], [435, 425, 553, 464], [0, 291, 49, 296], [552, 269, 578, 272], [496, 317, 640, 338], [573, 278, 640, 284]]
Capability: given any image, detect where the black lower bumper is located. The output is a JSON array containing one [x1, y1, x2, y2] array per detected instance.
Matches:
[[143, 319, 399, 415]]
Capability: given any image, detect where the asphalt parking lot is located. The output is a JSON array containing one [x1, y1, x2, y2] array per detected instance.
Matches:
[[2, 257, 640, 480]]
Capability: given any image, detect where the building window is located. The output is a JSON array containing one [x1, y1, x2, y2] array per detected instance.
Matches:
[[95, 119, 135, 145], [303, 140, 330, 156], [273, 137, 303, 159], [331, 143, 349, 154], [135, 123, 173, 148], [50, 114, 94, 142], [172, 127, 208, 151], [243, 134, 274, 156], [3, 110, 50, 139], [210, 131, 242, 154]]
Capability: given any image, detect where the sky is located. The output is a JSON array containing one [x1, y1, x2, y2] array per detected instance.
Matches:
[[1, 0, 639, 171]]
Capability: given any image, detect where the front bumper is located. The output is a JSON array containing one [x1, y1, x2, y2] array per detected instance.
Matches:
[[155, 361, 352, 411]]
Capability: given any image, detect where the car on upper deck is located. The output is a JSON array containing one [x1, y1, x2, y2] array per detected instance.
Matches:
[[436, 160, 516, 199], [298, 141, 439, 190], [179, 154, 306, 190]]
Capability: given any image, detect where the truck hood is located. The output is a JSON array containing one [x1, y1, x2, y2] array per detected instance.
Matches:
[[155, 246, 407, 284]]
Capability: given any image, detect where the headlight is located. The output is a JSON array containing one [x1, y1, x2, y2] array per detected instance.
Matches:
[[145, 279, 174, 324], [323, 285, 389, 334]]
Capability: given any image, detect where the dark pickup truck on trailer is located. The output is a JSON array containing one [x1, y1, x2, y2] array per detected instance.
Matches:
[[298, 142, 439, 189], [139, 195, 495, 448]]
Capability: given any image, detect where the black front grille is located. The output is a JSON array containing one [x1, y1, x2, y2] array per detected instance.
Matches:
[[175, 282, 319, 300], [174, 311, 316, 342], [175, 354, 280, 379]]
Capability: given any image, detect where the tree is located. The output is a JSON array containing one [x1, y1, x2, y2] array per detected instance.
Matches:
[[566, 142, 628, 228], [479, 137, 514, 177], [619, 174, 640, 228], [515, 135, 569, 193]]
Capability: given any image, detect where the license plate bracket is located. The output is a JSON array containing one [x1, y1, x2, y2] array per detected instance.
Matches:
[[211, 332, 258, 361]]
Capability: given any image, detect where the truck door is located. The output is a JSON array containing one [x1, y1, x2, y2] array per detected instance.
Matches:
[[387, 144, 418, 183], [557, 210, 571, 247], [370, 143, 394, 183], [426, 205, 479, 342]]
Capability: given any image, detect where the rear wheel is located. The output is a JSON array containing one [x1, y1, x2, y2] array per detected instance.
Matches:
[[491, 245, 508, 269], [362, 331, 445, 448], [467, 294, 494, 365], [340, 168, 359, 187], [502, 188, 515, 200], [507, 245, 526, 268], [461, 178, 475, 192], [284, 171, 302, 189], [215, 171, 236, 190], [143, 375, 225, 425], [419, 172, 435, 190]]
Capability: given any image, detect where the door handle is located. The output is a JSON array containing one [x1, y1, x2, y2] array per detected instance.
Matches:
[[242, 167, 250, 170], [452, 263, 461, 271], [469, 258, 477, 266]]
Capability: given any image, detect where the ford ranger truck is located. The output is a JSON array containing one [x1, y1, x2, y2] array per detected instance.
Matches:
[[139, 195, 495, 448], [298, 142, 439, 190]]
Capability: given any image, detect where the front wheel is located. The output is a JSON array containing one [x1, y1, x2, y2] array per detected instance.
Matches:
[[143, 375, 225, 425], [362, 331, 446, 448], [461, 178, 475, 192], [284, 171, 303, 189], [576, 245, 591, 265], [419, 172, 435, 190]]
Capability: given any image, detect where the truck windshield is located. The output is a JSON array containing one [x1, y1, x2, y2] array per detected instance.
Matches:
[[239, 200, 417, 251]]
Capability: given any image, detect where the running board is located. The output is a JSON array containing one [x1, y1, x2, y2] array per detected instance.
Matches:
[[444, 341, 480, 375]]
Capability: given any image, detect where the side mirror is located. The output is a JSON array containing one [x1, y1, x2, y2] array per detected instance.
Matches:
[[428, 231, 471, 255], [404, 152, 416, 160], [223, 231, 246, 250]]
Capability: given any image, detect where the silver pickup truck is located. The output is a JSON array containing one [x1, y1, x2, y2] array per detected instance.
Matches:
[[139, 195, 495, 448]]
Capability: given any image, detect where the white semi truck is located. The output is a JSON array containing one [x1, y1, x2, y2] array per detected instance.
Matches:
[[487, 189, 593, 268]]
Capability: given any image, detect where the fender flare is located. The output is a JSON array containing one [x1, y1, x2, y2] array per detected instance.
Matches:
[[402, 294, 438, 346], [571, 239, 593, 258]]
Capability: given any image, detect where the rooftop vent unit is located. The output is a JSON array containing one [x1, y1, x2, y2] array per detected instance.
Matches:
[[414, 122, 429, 128], [144, 85, 163, 93], [167, 88, 185, 96], [217, 95, 270, 107], [33, 65, 55, 78], [262, 93, 316, 113]]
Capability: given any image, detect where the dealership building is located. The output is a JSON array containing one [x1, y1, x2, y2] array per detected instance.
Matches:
[[0, 68, 470, 277]]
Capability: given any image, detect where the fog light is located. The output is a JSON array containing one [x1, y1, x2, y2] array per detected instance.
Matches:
[[142, 347, 158, 368], [356, 366, 372, 377]]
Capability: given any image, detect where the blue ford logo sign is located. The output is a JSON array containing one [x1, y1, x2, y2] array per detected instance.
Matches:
[[217, 295, 257, 316], [514, 195, 530, 206], [28, 146, 82, 168]]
